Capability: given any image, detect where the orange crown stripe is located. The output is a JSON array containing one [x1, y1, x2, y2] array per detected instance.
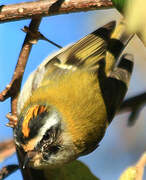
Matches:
[[22, 105, 47, 137]]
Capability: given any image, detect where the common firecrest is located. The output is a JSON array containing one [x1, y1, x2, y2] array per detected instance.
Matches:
[[14, 21, 134, 169]]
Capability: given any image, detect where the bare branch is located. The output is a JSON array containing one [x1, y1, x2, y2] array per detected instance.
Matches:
[[0, 0, 113, 23], [120, 92, 146, 112], [22, 26, 62, 48], [0, 165, 19, 180], [119, 92, 146, 125], [6, 16, 45, 180], [0, 17, 43, 180], [135, 152, 146, 180], [0, 139, 15, 163], [8, 18, 43, 180], [0, 17, 42, 128]]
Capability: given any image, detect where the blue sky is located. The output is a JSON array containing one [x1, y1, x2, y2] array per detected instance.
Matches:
[[0, 1, 146, 179]]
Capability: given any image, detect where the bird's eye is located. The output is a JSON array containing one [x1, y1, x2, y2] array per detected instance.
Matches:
[[49, 145, 60, 154], [42, 129, 51, 141], [43, 152, 49, 161], [42, 145, 60, 161]]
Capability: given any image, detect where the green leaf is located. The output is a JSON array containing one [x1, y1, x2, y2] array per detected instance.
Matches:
[[43, 160, 100, 180], [119, 167, 137, 180]]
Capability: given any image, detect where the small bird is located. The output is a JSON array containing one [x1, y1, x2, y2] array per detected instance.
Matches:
[[14, 21, 134, 169]]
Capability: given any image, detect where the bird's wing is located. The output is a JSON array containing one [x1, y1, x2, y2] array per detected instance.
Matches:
[[44, 21, 115, 74], [17, 21, 115, 114]]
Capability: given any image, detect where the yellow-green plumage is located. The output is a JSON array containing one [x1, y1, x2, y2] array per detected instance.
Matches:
[[24, 69, 107, 154], [15, 21, 134, 168], [21, 22, 117, 154]]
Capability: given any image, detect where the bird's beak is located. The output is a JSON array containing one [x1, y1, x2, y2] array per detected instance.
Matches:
[[23, 151, 37, 169]]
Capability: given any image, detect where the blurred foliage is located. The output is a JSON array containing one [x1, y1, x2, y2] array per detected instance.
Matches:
[[43, 160, 99, 180], [126, 0, 146, 44], [111, 0, 127, 13], [112, 0, 146, 45], [119, 152, 146, 180], [119, 167, 137, 180]]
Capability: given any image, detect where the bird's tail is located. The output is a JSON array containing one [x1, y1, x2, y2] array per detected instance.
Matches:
[[105, 20, 134, 75]]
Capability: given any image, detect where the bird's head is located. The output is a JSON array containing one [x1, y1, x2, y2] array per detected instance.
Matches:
[[14, 104, 77, 169]]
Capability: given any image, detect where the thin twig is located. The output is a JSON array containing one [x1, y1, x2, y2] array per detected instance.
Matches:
[[119, 92, 146, 125], [9, 17, 43, 180], [22, 26, 62, 48], [0, 165, 19, 180], [0, 17, 42, 128], [0, 0, 113, 23], [0, 139, 15, 163], [135, 152, 146, 180], [120, 92, 146, 112], [0, 17, 42, 101]]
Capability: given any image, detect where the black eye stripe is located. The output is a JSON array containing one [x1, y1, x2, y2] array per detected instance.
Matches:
[[39, 126, 57, 145], [37, 126, 61, 161], [36, 124, 61, 154], [49, 145, 60, 153], [42, 145, 61, 161]]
